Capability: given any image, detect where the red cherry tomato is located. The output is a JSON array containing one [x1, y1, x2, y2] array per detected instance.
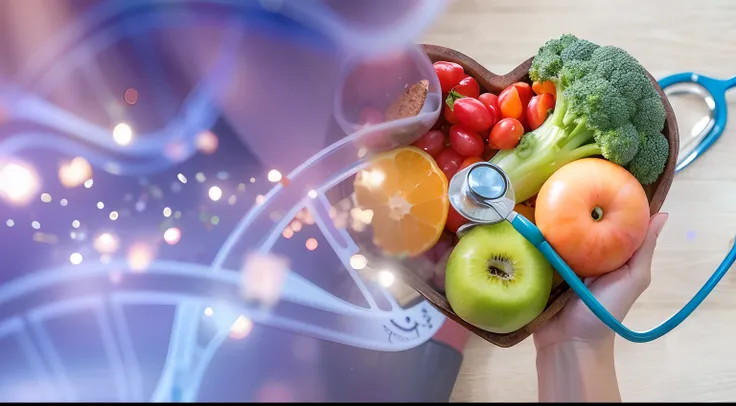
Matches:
[[453, 98, 494, 132], [449, 125, 485, 157], [359, 107, 384, 125], [435, 147, 464, 181], [459, 156, 483, 171], [486, 104, 500, 128], [497, 82, 533, 120], [512, 82, 534, 106], [433, 61, 465, 93], [412, 130, 446, 158], [444, 103, 458, 124], [532, 80, 557, 99], [527, 93, 556, 131], [453, 76, 480, 99], [445, 205, 470, 234], [479, 93, 500, 112], [498, 87, 523, 120], [489, 118, 524, 150]]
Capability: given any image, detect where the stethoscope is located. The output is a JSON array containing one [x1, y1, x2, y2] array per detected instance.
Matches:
[[657, 72, 736, 172], [449, 161, 736, 343]]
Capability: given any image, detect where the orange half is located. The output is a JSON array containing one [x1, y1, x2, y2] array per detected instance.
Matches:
[[354, 146, 449, 258]]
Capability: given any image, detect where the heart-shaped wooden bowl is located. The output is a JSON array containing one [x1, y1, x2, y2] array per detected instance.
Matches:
[[397, 44, 680, 348]]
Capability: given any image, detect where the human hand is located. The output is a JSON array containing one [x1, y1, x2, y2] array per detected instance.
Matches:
[[533, 212, 669, 350]]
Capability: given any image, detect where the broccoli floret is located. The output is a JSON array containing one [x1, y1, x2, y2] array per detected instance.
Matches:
[[627, 132, 670, 185], [560, 39, 599, 63], [594, 123, 640, 166], [529, 34, 579, 82], [489, 34, 670, 202], [563, 77, 634, 130], [631, 92, 667, 135]]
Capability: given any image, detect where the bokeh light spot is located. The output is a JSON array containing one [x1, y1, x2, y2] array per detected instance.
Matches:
[[69, 253, 83, 265], [164, 227, 181, 245], [305, 238, 318, 251], [123, 88, 139, 105], [349, 254, 367, 270], [112, 123, 133, 146], [208, 186, 222, 201]]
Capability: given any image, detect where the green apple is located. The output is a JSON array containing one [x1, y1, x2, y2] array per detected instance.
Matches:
[[445, 221, 553, 334]]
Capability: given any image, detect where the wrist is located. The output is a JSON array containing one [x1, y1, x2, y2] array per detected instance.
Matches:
[[535, 339, 620, 402], [535, 336, 615, 357]]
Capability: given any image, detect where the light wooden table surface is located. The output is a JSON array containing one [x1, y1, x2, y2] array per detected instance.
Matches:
[[420, 0, 736, 402]]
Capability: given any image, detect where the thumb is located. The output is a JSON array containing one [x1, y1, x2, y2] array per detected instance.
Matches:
[[628, 212, 669, 275]]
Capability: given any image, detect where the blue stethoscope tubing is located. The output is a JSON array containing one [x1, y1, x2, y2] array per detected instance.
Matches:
[[657, 72, 736, 172], [508, 213, 736, 343]]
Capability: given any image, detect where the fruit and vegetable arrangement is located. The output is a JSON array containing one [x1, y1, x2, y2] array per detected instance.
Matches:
[[351, 34, 673, 342]]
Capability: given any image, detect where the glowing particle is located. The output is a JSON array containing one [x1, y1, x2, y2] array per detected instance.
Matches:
[[204, 307, 214, 316], [210, 216, 220, 225], [113, 123, 133, 146], [308, 190, 317, 199], [94, 232, 120, 255], [267, 169, 282, 183], [31, 221, 40, 230], [164, 227, 181, 245], [97, 201, 105, 209], [208, 186, 222, 201], [60, 199, 68, 206], [228, 195, 237, 205], [72, 220, 80, 228], [280, 177, 290, 187], [196, 172, 206, 183], [109, 211, 119, 221], [123, 88, 139, 105], [195, 130, 219, 154], [70, 231, 77, 239], [174, 211, 182, 219], [351, 208, 374, 225], [163, 207, 172, 217], [305, 238, 318, 251], [135, 200, 146, 212], [40, 193, 52, 203], [282, 228, 294, 239], [350, 254, 367, 270], [6, 219, 14, 227], [237, 183, 246, 192], [58, 157, 92, 188], [241, 253, 289, 308], [0, 162, 39, 205], [217, 171, 229, 180], [377, 270, 396, 287], [250, 177, 256, 183], [230, 315, 254, 340], [84, 179, 94, 189], [177, 173, 187, 184], [69, 252, 83, 265], [255, 194, 265, 205], [291, 221, 302, 232], [686, 230, 696, 241], [127, 243, 153, 272]]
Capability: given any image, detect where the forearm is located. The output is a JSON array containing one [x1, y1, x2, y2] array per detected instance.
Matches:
[[536, 339, 621, 402]]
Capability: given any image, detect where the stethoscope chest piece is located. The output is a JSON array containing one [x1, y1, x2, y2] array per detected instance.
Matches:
[[448, 162, 517, 237]]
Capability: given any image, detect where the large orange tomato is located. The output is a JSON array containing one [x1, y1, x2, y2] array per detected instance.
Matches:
[[535, 158, 651, 278]]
